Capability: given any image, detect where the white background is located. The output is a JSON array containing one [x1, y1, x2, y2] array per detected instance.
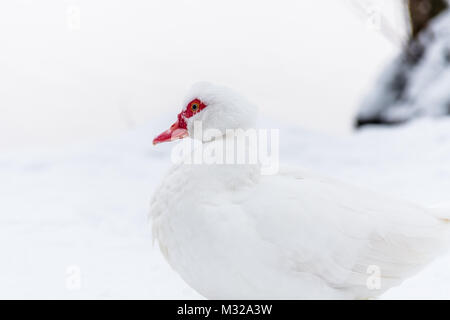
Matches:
[[0, 0, 404, 150]]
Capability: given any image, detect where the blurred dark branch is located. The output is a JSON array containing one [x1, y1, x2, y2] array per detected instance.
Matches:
[[407, 0, 448, 40], [345, 0, 406, 47]]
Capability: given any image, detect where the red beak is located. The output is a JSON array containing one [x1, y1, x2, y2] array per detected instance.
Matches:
[[153, 120, 188, 145]]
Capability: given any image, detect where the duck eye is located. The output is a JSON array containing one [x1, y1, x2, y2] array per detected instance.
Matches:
[[191, 103, 199, 112]]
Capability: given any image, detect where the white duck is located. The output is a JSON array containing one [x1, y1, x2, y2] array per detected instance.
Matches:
[[150, 82, 450, 299]]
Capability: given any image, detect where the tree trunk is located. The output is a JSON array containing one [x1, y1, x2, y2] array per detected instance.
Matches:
[[408, 0, 448, 40]]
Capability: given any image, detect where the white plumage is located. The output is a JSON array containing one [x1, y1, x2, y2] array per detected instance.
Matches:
[[150, 82, 450, 299]]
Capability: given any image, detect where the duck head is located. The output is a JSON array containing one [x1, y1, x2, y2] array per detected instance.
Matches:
[[153, 82, 258, 145]]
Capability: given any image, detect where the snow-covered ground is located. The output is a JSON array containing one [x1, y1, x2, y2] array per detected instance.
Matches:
[[2, 116, 450, 299]]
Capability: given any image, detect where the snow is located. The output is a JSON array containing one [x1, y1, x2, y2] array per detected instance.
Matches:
[[357, 9, 450, 126], [2, 115, 450, 299], [1, 0, 447, 299]]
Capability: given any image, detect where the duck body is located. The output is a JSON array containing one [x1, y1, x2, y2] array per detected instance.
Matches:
[[150, 82, 450, 299], [151, 147, 449, 299]]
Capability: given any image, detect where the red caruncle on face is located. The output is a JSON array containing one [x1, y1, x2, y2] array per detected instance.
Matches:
[[153, 98, 207, 145], [177, 99, 207, 129]]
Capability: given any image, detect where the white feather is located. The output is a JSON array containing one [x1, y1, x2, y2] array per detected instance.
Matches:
[[150, 83, 450, 299]]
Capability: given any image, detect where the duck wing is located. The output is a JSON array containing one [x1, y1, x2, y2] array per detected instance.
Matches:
[[241, 166, 449, 298]]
